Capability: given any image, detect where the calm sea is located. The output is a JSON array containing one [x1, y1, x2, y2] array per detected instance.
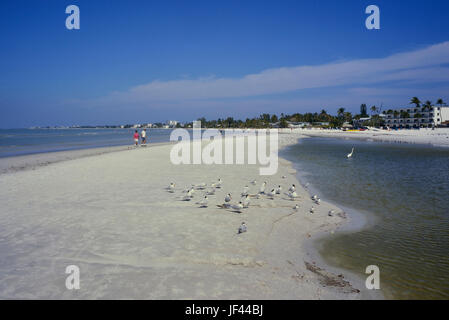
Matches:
[[0, 128, 173, 158], [283, 137, 449, 299]]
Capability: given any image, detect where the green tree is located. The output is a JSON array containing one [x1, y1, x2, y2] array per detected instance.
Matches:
[[337, 108, 345, 118], [423, 100, 432, 111], [410, 97, 421, 108], [436, 98, 445, 107], [279, 118, 289, 128], [360, 104, 368, 117]]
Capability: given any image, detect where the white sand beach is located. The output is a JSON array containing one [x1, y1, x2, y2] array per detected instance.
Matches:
[[0, 133, 383, 299], [291, 127, 449, 147]]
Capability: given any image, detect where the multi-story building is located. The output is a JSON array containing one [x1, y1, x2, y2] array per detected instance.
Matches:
[[384, 106, 449, 128], [166, 120, 178, 128]]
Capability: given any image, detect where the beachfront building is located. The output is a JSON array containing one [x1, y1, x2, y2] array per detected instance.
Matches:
[[166, 120, 178, 128], [384, 106, 449, 128]]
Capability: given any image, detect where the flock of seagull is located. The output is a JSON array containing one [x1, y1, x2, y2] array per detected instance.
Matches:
[[166, 175, 327, 235], [165, 147, 354, 234]]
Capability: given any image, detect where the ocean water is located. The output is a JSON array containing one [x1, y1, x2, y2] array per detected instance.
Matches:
[[0, 128, 173, 158], [282, 137, 449, 299]]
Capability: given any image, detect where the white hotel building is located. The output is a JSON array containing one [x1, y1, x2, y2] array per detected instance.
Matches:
[[384, 106, 449, 129]]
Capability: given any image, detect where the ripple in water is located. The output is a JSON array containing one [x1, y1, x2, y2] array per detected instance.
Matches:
[[283, 137, 449, 299]]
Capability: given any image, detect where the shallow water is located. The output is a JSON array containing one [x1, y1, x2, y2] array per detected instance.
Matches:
[[0, 128, 173, 158], [283, 137, 449, 299]]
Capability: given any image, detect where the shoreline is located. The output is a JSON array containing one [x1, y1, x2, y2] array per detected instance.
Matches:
[[0, 142, 174, 176], [293, 127, 449, 148], [1, 133, 381, 299]]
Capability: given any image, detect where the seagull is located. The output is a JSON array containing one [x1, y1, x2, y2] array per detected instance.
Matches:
[[282, 175, 287, 179], [315, 198, 321, 205], [182, 189, 195, 201], [310, 206, 315, 214], [288, 184, 296, 193], [225, 193, 232, 203], [238, 222, 247, 234], [196, 196, 208, 208], [287, 191, 298, 200], [259, 181, 267, 194], [305, 182, 309, 188], [347, 147, 354, 158], [215, 178, 223, 188], [241, 186, 249, 196], [266, 188, 276, 198], [168, 182, 175, 193], [230, 202, 244, 213], [311, 195, 318, 201], [293, 204, 299, 211], [251, 180, 257, 185], [206, 188, 216, 195], [242, 195, 250, 208], [328, 210, 335, 216], [275, 185, 282, 194], [194, 182, 206, 190]]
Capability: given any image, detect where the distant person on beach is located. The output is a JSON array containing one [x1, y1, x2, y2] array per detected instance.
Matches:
[[133, 130, 139, 146], [141, 129, 147, 146]]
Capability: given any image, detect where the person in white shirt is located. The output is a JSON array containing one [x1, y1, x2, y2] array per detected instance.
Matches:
[[141, 129, 147, 145]]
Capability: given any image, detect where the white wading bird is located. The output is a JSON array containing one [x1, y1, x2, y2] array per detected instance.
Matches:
[[259, 181, 267, 194], [347, 147, 354, 158]]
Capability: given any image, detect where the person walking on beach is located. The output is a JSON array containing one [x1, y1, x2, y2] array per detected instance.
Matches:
[[141, 129, 147, 146], [133, 130, 139, 146]]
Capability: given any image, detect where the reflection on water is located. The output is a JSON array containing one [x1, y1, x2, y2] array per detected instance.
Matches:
[[283, 137, 449, 299]]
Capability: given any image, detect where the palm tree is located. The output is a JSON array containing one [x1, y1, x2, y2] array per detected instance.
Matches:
[[337, 108, 345, 118], [410, 97, 421, 108], [423, 100, 432, 111], [436, 98, 445, 107], [370, 105, 377, 115], [360, 104, 368, 117]]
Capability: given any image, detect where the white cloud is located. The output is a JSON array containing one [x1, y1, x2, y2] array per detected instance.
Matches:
[[83, 41, 449, 109]]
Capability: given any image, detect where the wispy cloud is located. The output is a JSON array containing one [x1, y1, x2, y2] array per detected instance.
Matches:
[[80, 42, 449, 112]]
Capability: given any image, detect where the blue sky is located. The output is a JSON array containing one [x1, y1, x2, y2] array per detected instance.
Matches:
[[1, 0, 449, 128]]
